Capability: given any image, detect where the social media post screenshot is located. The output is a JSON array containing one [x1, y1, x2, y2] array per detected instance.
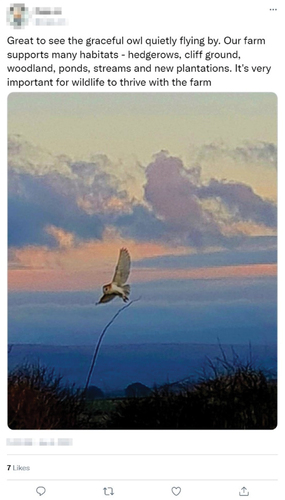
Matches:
[[2, 1, 283, 499]]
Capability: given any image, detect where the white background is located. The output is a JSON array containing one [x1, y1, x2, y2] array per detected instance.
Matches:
[[2, 1, 283, 498]]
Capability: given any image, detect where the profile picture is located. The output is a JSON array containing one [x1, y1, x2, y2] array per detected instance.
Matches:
[[7, 3, 29, 28]]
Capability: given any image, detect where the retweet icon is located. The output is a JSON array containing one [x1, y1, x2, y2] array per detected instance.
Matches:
[[97, 248, 131, 304]]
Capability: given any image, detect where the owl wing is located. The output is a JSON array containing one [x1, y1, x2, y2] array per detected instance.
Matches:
[[97, 293, 117, 305], [112, 248, 131, 286]]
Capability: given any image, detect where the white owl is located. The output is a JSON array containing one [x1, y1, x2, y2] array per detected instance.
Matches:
[[96, 248, 131, 304]]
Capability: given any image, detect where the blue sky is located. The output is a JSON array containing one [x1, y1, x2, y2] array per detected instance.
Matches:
[[9, 274, 276, 346]]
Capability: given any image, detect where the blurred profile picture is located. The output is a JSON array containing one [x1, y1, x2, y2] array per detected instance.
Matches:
[[7, 3, 29, 28]]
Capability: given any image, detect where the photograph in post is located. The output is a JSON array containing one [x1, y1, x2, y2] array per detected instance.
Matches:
[[8, 92, 277, 430]]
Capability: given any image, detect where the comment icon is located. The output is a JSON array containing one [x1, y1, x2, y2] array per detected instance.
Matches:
[[36, 486, 46, 496]]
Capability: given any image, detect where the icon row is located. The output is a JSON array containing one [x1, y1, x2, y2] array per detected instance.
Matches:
[[36, 485, 250, 496]]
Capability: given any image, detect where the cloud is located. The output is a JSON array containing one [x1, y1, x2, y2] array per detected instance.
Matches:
[[8, 137, 277, 252], [144, 152, 226, 247], [69, 158, 132, 215], [8, 134, 73, 177], [115, 204, 168, 242], [8, 134, 133, 214], [134, 246, 277, 269], [8, 135, 131, 247], [8, 171, 105, 246], [143, 151, 276, 247], [45, 226, 75, 249], [197, 141, 277, 168], [198, 179, 277, 228]]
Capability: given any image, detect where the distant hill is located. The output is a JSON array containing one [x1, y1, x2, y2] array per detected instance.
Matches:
[[8, 342, 277, 394]]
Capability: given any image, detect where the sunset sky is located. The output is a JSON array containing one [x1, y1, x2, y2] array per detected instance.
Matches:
[[8, 93, 277, 346]]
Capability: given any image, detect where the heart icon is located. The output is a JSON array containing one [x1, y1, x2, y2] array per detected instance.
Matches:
[[171, 486, 181, 496]]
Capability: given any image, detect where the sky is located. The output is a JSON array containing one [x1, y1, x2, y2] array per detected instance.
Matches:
[[8, 93, 277, 346]]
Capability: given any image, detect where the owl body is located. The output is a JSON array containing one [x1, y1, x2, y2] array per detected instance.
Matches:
[[102, 282, 130, 301], [97, 248, 131, 304]]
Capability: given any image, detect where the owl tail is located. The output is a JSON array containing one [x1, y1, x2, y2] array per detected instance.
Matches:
[[123, 284, 130, 295], [122, 284, 130, 302]]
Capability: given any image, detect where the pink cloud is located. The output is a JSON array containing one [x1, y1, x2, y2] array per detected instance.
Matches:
[[145, 152, 202, 227]]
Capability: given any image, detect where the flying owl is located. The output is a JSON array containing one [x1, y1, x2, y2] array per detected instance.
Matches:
[[96, 248, 131, 304]]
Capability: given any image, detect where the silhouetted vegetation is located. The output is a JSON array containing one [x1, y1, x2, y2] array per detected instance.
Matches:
[[85, 385, 105, 400], [105, 347, 277, 430], [8, 363, 85, 429], [106, 369, 276, 430], [8, 350, 277, 430], [125, 382, 152, 398]]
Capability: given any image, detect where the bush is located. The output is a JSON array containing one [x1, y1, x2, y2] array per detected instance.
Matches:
[[85, 385, 104, 400], [106, 364, 277, 430], [8, 363, 85, 429], [125, 382, 152, 398], [8, 351, 277, 430]]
